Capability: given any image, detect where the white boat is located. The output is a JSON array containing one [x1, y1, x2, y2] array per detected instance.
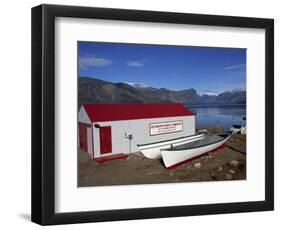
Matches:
[[230, 125, 246, 135], [137, 133, 205, 159], [161, 133, 232, 168], [241, 126, 246, 135]]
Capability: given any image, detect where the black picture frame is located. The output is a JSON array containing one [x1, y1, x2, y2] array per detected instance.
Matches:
[[31, 4, 274, 225]]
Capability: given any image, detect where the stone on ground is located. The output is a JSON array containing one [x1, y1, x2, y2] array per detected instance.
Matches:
[[194, 162, 202, 169], [225, 173, 233, 180], [230, 160, 239, 167]]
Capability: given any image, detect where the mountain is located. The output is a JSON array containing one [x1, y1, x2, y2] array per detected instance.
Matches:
[[215, 90, 246, 104], [78, 77, 246, 105], [134, 87, 199, 104], [198, 94, 217, 104], [78, 77, 146, 104]]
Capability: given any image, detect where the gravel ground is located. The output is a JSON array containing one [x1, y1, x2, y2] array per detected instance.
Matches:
[[78, 126, 246, 187]]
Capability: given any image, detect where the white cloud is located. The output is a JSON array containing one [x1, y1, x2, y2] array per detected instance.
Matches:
[[79, 56, 112, 69], [224, 64, 246, 70], [126, 61, 144, 67]]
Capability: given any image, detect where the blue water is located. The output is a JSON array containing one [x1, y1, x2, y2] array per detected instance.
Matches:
[[186, 104, 246, 129]]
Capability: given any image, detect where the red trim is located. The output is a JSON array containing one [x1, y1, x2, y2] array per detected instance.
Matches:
[[82, 103, 194, 122], [211, 143, 226, 153], [94, 153, 128, 163], [167, 143, 226, 169]]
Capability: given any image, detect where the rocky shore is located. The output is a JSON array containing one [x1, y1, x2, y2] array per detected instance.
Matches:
[[78, 125, 246, 187]]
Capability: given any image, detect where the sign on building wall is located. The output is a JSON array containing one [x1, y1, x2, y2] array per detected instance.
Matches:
[[149, 120, 183, 136]]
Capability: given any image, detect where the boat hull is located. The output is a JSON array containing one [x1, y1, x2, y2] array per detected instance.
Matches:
[[138, 133, 205, 159], [161, 134, 231, 168]]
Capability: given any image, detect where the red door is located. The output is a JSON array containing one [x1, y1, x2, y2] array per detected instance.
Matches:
[[79, 123, 88, 152], [99, 126, 112, 154]]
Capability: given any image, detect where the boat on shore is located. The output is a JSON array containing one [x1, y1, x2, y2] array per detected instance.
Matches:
[[230, 125, 246, 135], [160, 133, 232, 169], [137, 133, 205, 159]]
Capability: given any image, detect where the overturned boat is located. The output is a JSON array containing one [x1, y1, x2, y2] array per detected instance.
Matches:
[[137, 133, 205, 159], [161, 133, 232, 169]]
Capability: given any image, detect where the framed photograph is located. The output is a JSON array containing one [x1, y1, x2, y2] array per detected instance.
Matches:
[[31, 4, 274, 225]]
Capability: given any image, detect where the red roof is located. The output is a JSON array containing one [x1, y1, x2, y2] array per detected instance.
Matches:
[[82, 103, 194, 122]]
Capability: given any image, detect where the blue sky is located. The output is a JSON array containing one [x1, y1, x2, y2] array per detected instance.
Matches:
[[78, 41, 246, 94]]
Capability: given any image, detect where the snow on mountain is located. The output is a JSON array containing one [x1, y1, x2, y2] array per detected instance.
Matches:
[[199, 90, 219, 96], [125, 82, 149, 88]]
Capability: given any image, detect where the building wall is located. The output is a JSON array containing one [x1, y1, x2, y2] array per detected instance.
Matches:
[[92, 115, 195, 158], [78, 106, 91, 124]]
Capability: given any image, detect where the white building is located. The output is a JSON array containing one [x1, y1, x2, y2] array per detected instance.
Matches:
[[78, 103, 195, 162]]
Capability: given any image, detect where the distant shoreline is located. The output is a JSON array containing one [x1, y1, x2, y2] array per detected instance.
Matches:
[[186, 103, 246, 108]]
